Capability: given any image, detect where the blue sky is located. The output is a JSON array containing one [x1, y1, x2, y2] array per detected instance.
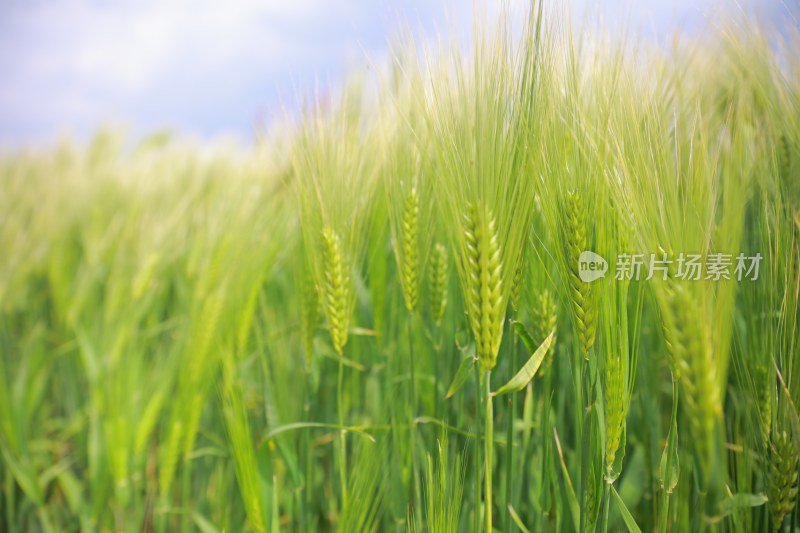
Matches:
[[0, 0, 795, 146]]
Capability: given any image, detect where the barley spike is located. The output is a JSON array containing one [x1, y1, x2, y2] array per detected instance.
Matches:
[[321, 226, 350, 355], [463, 203, 504, 371], [768, 428, 799, 532], [429, 242, 448, 325], [401, 187, 420, 312], [564, 191, 596, 359]]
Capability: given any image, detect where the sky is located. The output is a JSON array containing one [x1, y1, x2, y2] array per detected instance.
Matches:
[[0, 0, 796, 147]]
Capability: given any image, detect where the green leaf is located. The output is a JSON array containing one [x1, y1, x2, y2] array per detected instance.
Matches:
[[446, 354, 475, 399], [56, 470, 85, 517], [455, 326, 472, 351], [512, 320, 538, 354], [508, 504, 531, 533], [718, 493, 768, 517], [349, 326, 379, 337], [260, 422, 377, 443], [275, 437, 302, 488], [611, 485, 642, 533], [271, 475, 281, 533], [192, 512, 221, 533], [580, 399, 603, 532], [775, 362, 800, 439], [658, 382, 679, 493], [319, 347, 366, 371], [553, 428, 580, 533], [0, 443, 43, 505], [492, 330, 554, 397]]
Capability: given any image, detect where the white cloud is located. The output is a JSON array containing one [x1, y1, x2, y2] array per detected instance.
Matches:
[[0, 0, 380, 142], [1, 0, 790, 145], [3, 0, 345, 94]]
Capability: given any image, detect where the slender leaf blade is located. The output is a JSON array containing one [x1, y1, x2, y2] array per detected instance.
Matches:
[[446, 354, 475, 399], [512, 320, 538, 354], [612, 485, 642, 533], [658, 381, 679, 493], [492, 330, 554, 397], [508, 504, 531, 533], [719, 493, 768, 518]]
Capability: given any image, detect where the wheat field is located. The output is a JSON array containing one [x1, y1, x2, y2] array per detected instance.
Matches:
[[1, 4, 799, 532]]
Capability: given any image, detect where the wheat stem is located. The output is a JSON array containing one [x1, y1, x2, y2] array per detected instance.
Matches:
[[485, 369, 494, 533], [504, 325, 518, 531], [408, 314, 420, 516], [321, 225, 351, 509], [474, 362, 483, 533], [337, 355, 348, 507]]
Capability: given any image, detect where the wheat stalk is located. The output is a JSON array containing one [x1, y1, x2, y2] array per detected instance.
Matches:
[[462, 202, 506, 533], [320, 225, 352, 503]]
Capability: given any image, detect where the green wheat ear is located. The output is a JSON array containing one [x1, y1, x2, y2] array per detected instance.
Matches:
[[429, 243, 448, 325], [564, 190, 596, 360], [321, 226, 350, 355], [768, 427, 799, 532], [661, 283, 718, 480], [755, 362, 773, 447], [463, 203, 504, 371], [532, 288, 558, 377], [401, 187, 420, 313]]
